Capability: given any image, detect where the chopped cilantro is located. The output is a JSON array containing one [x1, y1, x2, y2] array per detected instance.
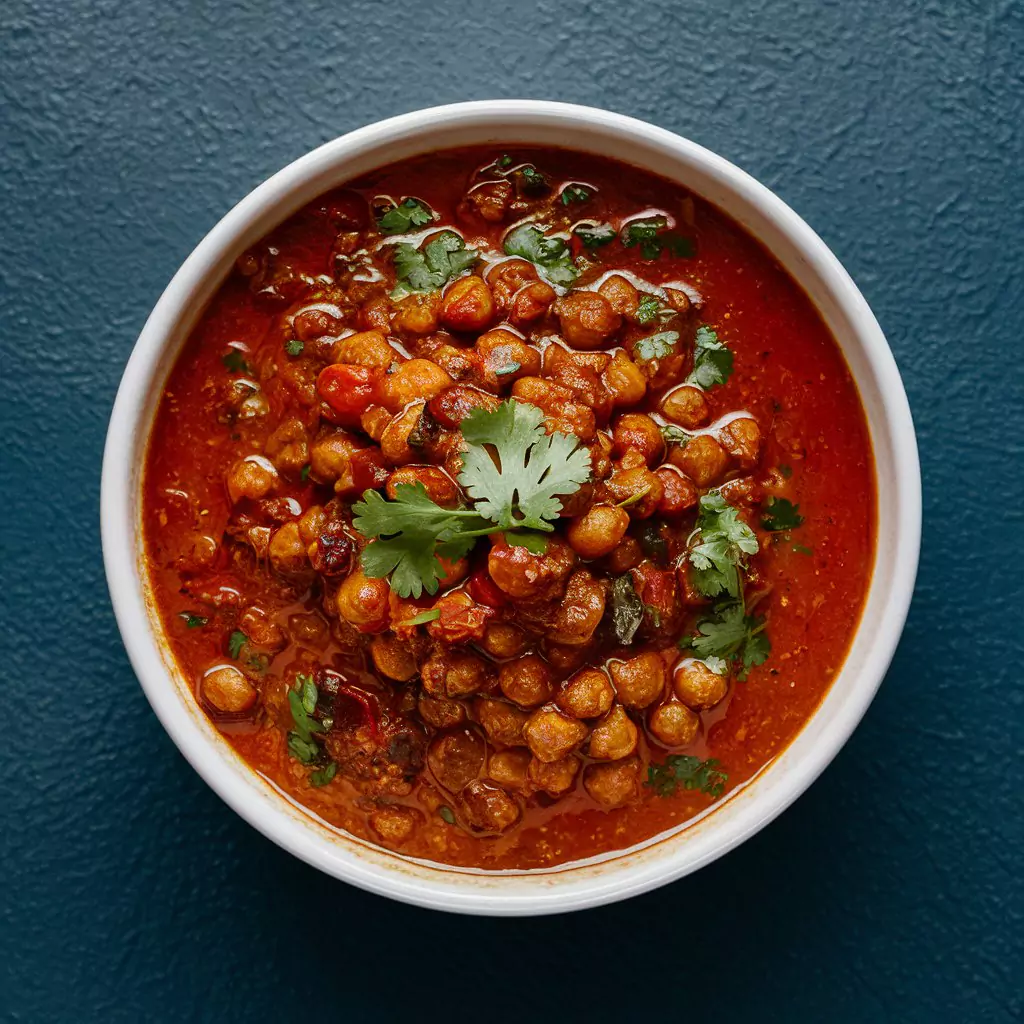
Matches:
[[503, 530, 549, 553], [561, 184, 591, 205], [221, 350, 250, 373], [634, 331, 679, 363], [685, 326, 733, 390], [300, 464, 311, 482], [179, 612, 208, 629], [309, 762, 337, 787], [517, 165, 548, 194], [761, 497, 804, 532], [778, 464, 793, 479], [287, 673, 337, 784], [661, 424, 692, 447], [688, 491, 759, 599], [503, 224, 578, 287], [793, 544, 813, 556], [494, 361, 521, 376], [284, 338, 304, 357], [496, 154, 513, 169], [227, 630, 248, 659], [438, 805, 457, 824], [635, 293, 674, 325], [681, 602, 770, 681], [621, 215, 694, 260], [377, 197, 434, 235], [390, 231, 479, 299], [573, 222, 616, 249], [646, 755, 728, 798]]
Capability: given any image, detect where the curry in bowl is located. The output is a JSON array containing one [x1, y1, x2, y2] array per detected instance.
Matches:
[[143, 147, 874, 869]]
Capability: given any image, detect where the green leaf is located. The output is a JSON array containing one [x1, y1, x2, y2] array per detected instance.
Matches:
[[793, 543, 813, 556], [300, 464, 311, 482], [179, 612, 208, 629], [660, 424, 692, 447], [688, 492, 759, 599], [778, 463, 793, 479], [646, 756, 728, 798], [496, 154, 513, 169], [503, 224, 578, 287], [390, 230, 479, 298], [685, 326, 734, 389], [634, 331, 680, 363], [309, 762, 337, 787], [397, 609, 441, 626], [611, 574, 644, 645], [621, 216, 694, 260], [573, 222, 616, 249], [494, 361, 521, 377], [682, 601, 770, 680], [227, 630, 248, 659], [761, 497, 804, 532], [503, 530, 549, 554], [221, 350, 249, 373], [561, 184, 591, 205], [438, 805, 457, 824], [635, 293, 674, 325], [459, 401, 591, 530], [377, 197, 434, 235], [284, 338, 304, 357], [517, 165, 548, 194]]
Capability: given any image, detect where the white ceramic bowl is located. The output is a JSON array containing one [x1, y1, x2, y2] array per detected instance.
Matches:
[[102, 100, 920, 916]]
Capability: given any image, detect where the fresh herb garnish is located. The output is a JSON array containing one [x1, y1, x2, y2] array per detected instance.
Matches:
[[503, 530, 549, 553], [309, 762, 337, 787], [684, 326, 733, 390], [646, 755, 728, 798], [635, 293, 674, 325], [300, 464, 312, 482], [179, 612, 208, 629], [390, 230, 479, 299], [247, 653, 269, 673], [793, 544, 813, 556], [761, 497, 804, 532], [287, 674, 336, 785], [353, 401, 591, 597], [284, 338, 304, 357], [778, 464, 793, 479], [496, 154, 513, 169], [621, 215, 694, 260], [681, 602, 770, 681], [660, 424, 692, 447], [494, 361, 521, 376], [572, 222, 616, 249], [561, 184, 591, 205], [398, 609, 442, 627], [634, 331, 679, 363], [227, 630, 249, 659], [503, 224, 578, 287], [688, 492, 759, 599], [611, 574, 644, 645], [517, 165, 549, 193], [438, 805, 457, 824], [221, 350, 250, 373], [377, 197, 434, 235]]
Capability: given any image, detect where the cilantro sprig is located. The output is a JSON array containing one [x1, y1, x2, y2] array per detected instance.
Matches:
[[634, 330, 680, 363], [352, 401, 591, 598], [688, 492, 759, 599], [377, 197, 434, 235], [573, 222, 616, 249], [503, 224, 578, 287], [685, 326, 733, 390], [287, 674, 338, 786], [389, 230, 479, 299], [646, 755, 728, 798], [681, 602, 770, 681], [621, 215, 694, 260], [635, 293, 675, 325], [761, 497, 804, 532]]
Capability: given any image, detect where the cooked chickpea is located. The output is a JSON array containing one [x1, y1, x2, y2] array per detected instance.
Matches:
[[288, 611, 328, 647], [605, 465, 663, 519], [428, 729, 485, 793], [309, 430, 359, 481], [486, 258, 538, 309], [422, 650, 492, 699], [440, 275, 495, 333], [418, 693, 467, 729], [370, 634, 418, 682], [378, 359, 452, 413], [461, 179, 513, 223], [360, 404, 392, 442], [297, 505, 327, 545], [554, 291, 622, 349], [655, 466, 698, 517], [548, 569, 607, 647], [669, 433, 730, 488], [386, 465, 460, 507], [379, 402, 426, 465], [720, 417, 763, 470], [602, 351, 647, 407], [487, 535, 577, 601], [612, 413, 665, 465], [293, 307, 343, 341], [391, 293, 440, 335], [598, 274, 640, 317], [475, 328, 541, 387], [331, 329, 397, 368], [462, 780, 521, 834], [226, 455, 278, 503], [528, 754, 580, 796], [584, 758, 640, 807], [336, 570, 390, 632], [544, 642, 589, 674], [511, 377, 597, 441], [264, 418, 309, 475], [565, 504, 630, 559], [523, 706, 589, 763], [609, 651, 666, 710], [605, 536, 643, 574], [475, 697, 530, 747], [480, 622, 531, 660], [648, 701, 700, 747], [556, 667, 615, 719], [368, 805, 421, 845], [488, 749, 531, 790], [498, 654, 555, 709], [268, 521, 309, 575], [202, 665, 258, 714], [588, 705, 639, 761], [238, 606, 285, 650], [661, 384, 710, 428], [673, 659, 729, 710], [509, 280, 557, 326]]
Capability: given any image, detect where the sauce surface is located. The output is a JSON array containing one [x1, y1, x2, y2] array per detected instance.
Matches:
[[143, 147, 875, 869]]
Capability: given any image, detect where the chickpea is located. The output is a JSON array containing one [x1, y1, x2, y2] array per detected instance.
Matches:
[[360, 295, 392, 333], [588, 705, 639, 761], [661, 384, 710, 428], [655, 466, 698, 517], [673, 659, 729, 710], [331, 329, 397, 368], [554, 291, 622, 349], [486, 258, 538, 309], [488, 749, 531, 790], [598, 274, 640, 318], [461, 179, 513, 223], [528, 755, 580, 796], [474, 697, 530, 747], [544, 642, 589, 674], [238, 606, 285, 650], [201, 665, 258, 714], [557, 667, 615, 719], [426, 591, 494, 644], [584, 758, 640, 807], [509, 280, 557, 326], [440, 275, 495, 333], [589, 431, 615, 481], [524, 707, 589, 763], [309, 430, 359, 481], [475, 328, 542, 388], [565, 505, 630, 559], [612, 413, 665, 465], [293, 307, 343, 341], [379, 402, 426, 466], [428, 383, 499, 429], [268, 521, 309, 575], [422, 650, 493, 699], [297, 505, 327, 545], [461, 779, 521, 834], [391, 293, 440, 335], [226, 455, 278, 504], [264, 418, 309, 475], [487, 535, 577, 601], [510, 377, 597, 442], [604, 536, 643, 574], [386, 465, 460, 507], [370, 634, 418, 682], [428, 729, 485, 793], [648, 701, 700, 748], [605, 466, 663, 519], [368, 805, 421, 845], [336, 570, 390, 633], [360, 404, 392, 442], [288, 612, 328, 647], [720, 417, 763, 470], [378, 359, 452, 413], [609, 651, 666, 710], [480, 622, 530, 660], [548, 569, 607, 647], [418, 692, 467, 729], [499, 654, 555, 709], [602, 351, 647, 408], [669, 434, 730, 488]]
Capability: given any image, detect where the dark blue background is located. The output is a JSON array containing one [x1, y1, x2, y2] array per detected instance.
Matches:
[[3, 0, 1021, 1020]]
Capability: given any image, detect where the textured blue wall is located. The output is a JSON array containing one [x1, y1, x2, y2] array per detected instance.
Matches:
[[2, 0, 1021, 1020]]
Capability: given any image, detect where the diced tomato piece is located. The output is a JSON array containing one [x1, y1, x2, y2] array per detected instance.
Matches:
[[466, 568, 507, 608], [317, 364, 383, 422], [349, 448, 390, 492]]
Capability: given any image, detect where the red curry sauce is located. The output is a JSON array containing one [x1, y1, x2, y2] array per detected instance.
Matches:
[[142, 147, 875, 869]]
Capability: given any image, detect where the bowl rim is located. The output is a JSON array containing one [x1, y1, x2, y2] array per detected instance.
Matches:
[[101, 99, 921, 916]]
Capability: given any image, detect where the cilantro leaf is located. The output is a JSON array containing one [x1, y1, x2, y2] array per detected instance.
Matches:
[[688, 492, 759, 599], [793, 543, 813, 556], [635, 293, 674, 325], [438, 805, 457, 824], [284, 338, 304, 357], [397, 609, 441, 627], [496, 154, 513, 169], [287, 674, 337, 784], [390, 230, 479, 299], [459, 401, 591, 530], [300, 464, 311, 482], [503, 530, 549, 553], [504, 224, 578, 287], [646, 756, 728, 798], [634, 331, 679, 363], [377, 197, 434, 235], [685, 326, 734, 389], [661, 424, 692, 447], [761, 497, 804, 532], [573, 222, 616, 249], [621, 215, 694, 260], [221, 350, 250, 373], [309, 762, 337, 787], [179, 612, 208, 629], [682, 602, 770, 680], [611, 574, 644, 645], [227, 630, 248, 659], [561, 184, 591, 205], [517, 165, 549, 194]]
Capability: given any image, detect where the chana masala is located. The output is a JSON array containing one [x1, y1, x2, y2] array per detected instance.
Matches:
[[143, 147, 875, 869]]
